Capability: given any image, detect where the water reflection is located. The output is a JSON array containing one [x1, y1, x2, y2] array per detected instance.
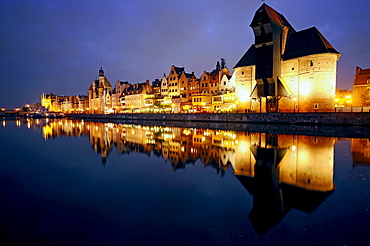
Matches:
[[6, 118, 369, 234]]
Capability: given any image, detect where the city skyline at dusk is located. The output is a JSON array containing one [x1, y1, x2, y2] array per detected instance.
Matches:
[[1, 0, 369, 108]]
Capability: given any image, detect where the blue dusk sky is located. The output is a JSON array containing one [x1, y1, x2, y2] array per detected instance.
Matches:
[[1, 0, 369, 108]]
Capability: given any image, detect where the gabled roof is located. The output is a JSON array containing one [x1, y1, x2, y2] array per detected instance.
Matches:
[[282, 27, 339, 60], [174, 66, 185, 75], [210, 69, 219, 75], [233, 45, 256, 69], [185, 72, 194, 79], [250, 4, 295, 31]]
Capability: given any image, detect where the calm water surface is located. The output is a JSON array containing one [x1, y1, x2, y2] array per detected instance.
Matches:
[[0, 118, 369, 245]]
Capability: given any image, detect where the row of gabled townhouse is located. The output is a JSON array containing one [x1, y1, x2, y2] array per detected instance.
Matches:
[[41, 92, 88, 113], [83, 59, 238, 114], [87, 4, 341, 114]]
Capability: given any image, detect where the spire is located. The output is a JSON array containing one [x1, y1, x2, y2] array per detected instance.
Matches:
[[221, 58, 226, 69], [216, 61, 221, 71], [99, 63, 104, 77]]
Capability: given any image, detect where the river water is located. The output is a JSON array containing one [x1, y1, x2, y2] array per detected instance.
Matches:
[[0, 118, 369, 245]]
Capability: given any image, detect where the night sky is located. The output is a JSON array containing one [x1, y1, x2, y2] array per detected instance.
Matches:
[[1, 0, 369, 109]]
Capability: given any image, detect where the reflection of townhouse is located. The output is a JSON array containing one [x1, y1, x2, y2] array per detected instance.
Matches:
[[168, 139, 182, 169], [121, 126, 154, 155], [351, 138, 370, 167], [178, 131, 195, 165], [211, 130, 236, 170]]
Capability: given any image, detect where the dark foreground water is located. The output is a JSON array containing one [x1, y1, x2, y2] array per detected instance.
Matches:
[[0, 118, 369, 245]]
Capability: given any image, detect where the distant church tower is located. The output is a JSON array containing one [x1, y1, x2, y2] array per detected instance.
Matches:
[[88, 66, 113, 114]]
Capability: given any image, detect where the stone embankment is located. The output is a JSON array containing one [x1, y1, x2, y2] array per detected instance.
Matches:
[[68, 112, 370, 138], [68, 112, 370, 125]]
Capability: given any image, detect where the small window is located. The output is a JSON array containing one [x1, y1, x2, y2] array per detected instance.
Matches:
[[310, 60, 313, 67], [314, 104, 319, 109]]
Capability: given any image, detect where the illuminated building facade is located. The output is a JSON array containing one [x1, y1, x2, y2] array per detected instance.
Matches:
[[41, 92, 58, 111], [335, 88, 352, 108], [352, 66, 370, 106], [88, 66, 113, 114], [123, 80, 153, 112], [115, 80, 131, 111], [234, 4, 340, 113]]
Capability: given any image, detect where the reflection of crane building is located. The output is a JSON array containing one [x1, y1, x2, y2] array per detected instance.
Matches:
[[234, 133, 336, 234]]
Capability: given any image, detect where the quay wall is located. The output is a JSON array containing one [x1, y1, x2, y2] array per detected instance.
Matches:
[[67, 113, 370, 138], [68, 112, 370, 126]]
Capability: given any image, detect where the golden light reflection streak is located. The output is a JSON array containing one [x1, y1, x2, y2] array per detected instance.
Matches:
[[2, 121, 5, 127]]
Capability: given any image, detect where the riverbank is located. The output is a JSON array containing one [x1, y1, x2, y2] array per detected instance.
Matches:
[[68, 112, 370, 126]]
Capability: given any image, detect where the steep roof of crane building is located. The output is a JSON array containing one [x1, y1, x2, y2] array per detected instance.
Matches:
[[234, 45, 257, 69], [282, 27, 340, 60], [234, 4, 339, 68], [250, 3, 295, 31]]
